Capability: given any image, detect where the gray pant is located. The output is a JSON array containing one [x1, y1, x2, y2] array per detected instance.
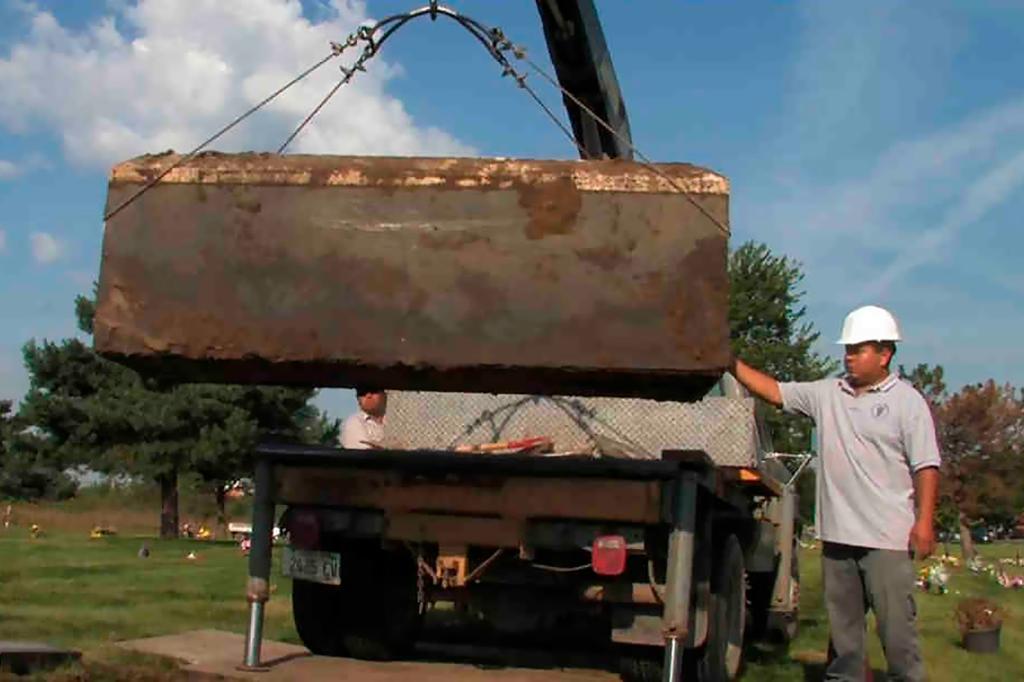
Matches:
[[822, 542, 924, 682]]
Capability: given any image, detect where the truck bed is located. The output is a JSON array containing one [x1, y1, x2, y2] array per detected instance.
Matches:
[[257, 441, 777, 529], [259, 440, 706, 480]]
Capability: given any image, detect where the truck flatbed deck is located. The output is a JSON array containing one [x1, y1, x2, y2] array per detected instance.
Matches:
[[258, 441, 714, 480]]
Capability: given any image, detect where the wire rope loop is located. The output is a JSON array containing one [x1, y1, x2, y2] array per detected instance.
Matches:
[[105, 3, 730, 238]]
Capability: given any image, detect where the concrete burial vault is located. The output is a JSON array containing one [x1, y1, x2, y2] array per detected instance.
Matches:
[[95, 153, 730, 401]]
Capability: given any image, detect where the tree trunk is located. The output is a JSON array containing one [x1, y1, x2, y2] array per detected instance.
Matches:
[[215, 485, 228, 539], [958, 511, 976, 562], [158, 470, 179, 539]]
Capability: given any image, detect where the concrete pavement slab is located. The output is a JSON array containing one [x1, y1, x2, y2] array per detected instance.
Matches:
[[119, 630, 619, 681]]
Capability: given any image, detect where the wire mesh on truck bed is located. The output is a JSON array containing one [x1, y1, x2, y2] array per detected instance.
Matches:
[[384, 392, 763, 468]]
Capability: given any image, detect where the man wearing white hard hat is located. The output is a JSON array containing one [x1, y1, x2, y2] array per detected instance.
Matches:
[[732, 305, 940, 682]]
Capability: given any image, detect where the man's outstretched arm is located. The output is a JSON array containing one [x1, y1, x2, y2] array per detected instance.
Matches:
[[732, 358, 784, 407]]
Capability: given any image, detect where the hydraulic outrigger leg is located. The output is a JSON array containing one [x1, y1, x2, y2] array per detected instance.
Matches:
[[240, 456, 275, 671], [662, 472, 698, 681]]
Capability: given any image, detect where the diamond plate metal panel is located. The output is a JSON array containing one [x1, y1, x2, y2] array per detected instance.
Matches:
[[384, 392, 761, 468]]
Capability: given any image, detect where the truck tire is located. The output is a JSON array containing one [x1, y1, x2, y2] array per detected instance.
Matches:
[[292, 543, 420, 660], [696, 534, 746, 681]]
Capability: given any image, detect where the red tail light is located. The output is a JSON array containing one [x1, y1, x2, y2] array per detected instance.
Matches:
[[286, 508, 320, 549], [592, 535, 627, 576]]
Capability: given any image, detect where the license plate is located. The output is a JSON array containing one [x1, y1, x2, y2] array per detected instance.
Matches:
[[282, 547, 341, 585]]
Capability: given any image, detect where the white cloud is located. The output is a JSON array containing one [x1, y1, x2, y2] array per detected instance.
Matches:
[[0, 154, 49, 179], [867, 145, 1024, 297], [747, 95, 1024, 307], [0, 159, 18, 179], [0, 0, 475, 168], [29, 231, 65, 264], [744, 3, 1024, 307], [787, 1, 961, 165], [747, 4, 1024, 312], [730, 3, 1024, 391]]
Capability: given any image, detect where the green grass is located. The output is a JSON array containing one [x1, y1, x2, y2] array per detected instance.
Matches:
[[0, 529, 297, 649], [2, 518, 1024, 680], [0, 527, 297, 681]]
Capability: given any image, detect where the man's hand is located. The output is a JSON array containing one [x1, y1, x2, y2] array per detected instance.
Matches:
[[732, 358, 783, 407], [910, 519, 936, 560]]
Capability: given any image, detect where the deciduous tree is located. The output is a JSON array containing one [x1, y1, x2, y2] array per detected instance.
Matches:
[[937, 380, 1023, 560]]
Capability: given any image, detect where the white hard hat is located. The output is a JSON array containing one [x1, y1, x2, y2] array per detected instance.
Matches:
[[836, 305, 902, 345]]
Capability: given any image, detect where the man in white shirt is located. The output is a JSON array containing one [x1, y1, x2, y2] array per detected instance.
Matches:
[[340, 386, 387, 449], [731, 305, 939, 682]]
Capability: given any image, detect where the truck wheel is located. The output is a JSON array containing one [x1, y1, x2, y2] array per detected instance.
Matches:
[[696, 535, 746, 681], [292, 544, 420, 660]]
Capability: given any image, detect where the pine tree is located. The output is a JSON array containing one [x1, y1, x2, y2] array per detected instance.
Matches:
[[1, 399, 76, 501]]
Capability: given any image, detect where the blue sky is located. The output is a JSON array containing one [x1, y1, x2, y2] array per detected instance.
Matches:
[[1, 0, 1022, 422]]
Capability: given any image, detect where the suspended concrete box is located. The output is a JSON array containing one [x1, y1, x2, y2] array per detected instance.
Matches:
[[94, 152, 731, 401]]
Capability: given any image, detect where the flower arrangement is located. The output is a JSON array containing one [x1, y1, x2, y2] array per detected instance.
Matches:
[[954, 597, 1005, 634], [963, 555, 1024, 589], [995, 570, 1024, 589], [917, 563, 949, 594]]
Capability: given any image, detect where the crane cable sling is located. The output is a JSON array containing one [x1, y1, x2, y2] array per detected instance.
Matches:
[[102, 43, 349, 222], [512, 48, 731, 236], [104, 3, 730, 238]]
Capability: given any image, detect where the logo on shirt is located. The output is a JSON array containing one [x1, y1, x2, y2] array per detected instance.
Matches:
[[871, 403, 890, 418]]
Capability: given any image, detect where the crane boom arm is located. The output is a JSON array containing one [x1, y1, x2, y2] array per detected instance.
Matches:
[[534, 0, 633, 160]]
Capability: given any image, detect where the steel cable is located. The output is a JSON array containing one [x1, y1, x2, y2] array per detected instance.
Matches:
[[105, 3, 729, 240], [511, 51, 732, 237], [103, 46, 348, 222]]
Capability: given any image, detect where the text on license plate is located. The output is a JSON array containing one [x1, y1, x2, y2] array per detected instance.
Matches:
[[282, 547, 341, 585]]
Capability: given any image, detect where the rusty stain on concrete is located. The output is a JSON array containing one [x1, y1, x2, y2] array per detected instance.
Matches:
[[576, 245, 628, 270], [517, 176, 581, 240]]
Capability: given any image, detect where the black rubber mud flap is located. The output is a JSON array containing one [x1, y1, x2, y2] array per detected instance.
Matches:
[[292, 542, 420, 660], [617, 644, 664, 682]]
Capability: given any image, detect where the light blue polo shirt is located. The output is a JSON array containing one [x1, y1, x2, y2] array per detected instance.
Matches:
[[780, 373, 941, 551]]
